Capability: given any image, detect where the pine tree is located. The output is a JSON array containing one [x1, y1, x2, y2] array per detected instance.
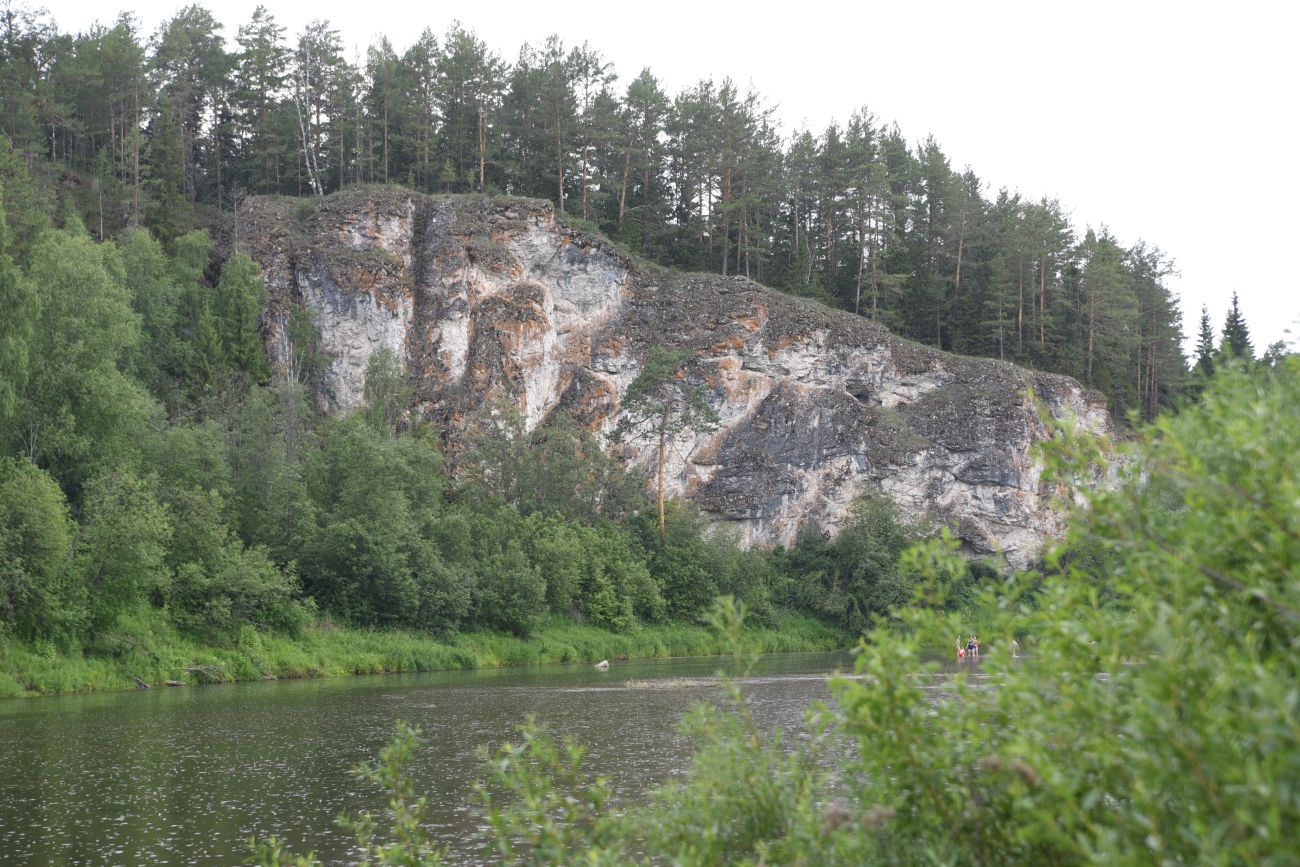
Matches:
[[233, 6, 290, 194], [435, 25, 506, 194], [612, 348, 718, 547]]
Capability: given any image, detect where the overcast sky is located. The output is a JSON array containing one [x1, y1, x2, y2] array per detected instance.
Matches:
[[55, 0, 1299, 352]]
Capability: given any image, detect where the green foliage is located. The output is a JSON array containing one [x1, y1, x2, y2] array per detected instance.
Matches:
[[1194, 303, 1216, 378], [4, 8, 1217, 416], [221, 381, 317, 564], [74, 470, 172, 637], [301, 415, 450, 628], [633, 598, 842, 865], [0, 190, 35, 423], [457, 404, 645, 524], [781, 495, 918, 632], [120, 228, 186, 404], [2, 226, 151, 496], [284, 306, 328, 387], [464, 523, 546, 637], [1219, 289, 1255, 361], [363, 346, 412, 436], [242, 363, 1289, 864], [164, 487, 309, 641], [215, 252, 271, 384], [480, 717, 622, 864], [143, 101, 191, 241], [340, 722, 446, 866], [638, 504, 725, 617], [0, 458, 76, 642], [0, 606, 843, 697]]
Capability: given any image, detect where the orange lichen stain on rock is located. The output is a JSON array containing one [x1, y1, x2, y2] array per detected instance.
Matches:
[[493, 315, 544, 357], [714, 356, 742, 373], [597, 335, 627, 359], [377, 287, 411, 315], [710, 333, 747, 353], [736, 305, 768, 333], [767, 331, 811, 355]]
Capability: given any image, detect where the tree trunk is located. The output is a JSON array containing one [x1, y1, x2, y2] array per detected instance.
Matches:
[[108, 97, 117, 175], [478, 99, 487, 192], [213, 101, 223, 209], [869, 210, 880, 318], [580, 134, 589, 220], [656, 420, 667, 548], [618, 132, 633, 223], [295, 90, 323, 196], [998, 292, 1005, 360], [556, 116, 565, 213], [1039, 253, 1047, 349], [1086, 295, 1096, 385], [1135, 305, 1143, 409], [855, 196, 866, 315], [1017, 247, 1024, 352], [953, 210, 967, 295], [720, 165, 731, 276], [132, 81, 140, 222]]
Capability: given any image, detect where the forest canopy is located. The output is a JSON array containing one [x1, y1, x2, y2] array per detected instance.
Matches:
[[0, 2, 1249, 421]]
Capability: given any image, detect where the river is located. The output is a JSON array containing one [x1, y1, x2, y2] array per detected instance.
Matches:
[[0, 651, 858, 865]]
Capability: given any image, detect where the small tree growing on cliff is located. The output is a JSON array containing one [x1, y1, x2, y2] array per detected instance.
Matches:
[[613, 347, 718, 547], [363, 347, 412, 437]]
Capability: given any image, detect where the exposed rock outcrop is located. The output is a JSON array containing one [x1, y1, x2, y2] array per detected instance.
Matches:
[[240, 189, 1111, 567]]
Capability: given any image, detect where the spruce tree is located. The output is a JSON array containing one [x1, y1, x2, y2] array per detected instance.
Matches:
[[215, 252, 269, 383], [1195, 305, 1216, 377], [1220, 291, 1254, 361]]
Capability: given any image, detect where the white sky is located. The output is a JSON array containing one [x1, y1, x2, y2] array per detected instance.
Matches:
[[56, 0, 1299, 353]]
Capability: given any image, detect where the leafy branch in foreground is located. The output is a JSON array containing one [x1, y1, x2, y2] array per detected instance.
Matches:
[[250, 720, 443, 867]]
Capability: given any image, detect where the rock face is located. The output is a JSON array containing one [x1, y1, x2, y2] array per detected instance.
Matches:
[[241, 189, 1111, 567]]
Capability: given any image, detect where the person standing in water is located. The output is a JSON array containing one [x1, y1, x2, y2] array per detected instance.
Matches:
[[967, 635, 979, 659]]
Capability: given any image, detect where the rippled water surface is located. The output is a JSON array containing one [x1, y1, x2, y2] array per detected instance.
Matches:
[[0, 651, 861, 865]]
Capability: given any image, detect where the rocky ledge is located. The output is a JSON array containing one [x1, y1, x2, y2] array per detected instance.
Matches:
[[239, 189, 1111, 567]]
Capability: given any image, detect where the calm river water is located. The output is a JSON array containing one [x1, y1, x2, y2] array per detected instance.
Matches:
[[0, 651, 859, 865]]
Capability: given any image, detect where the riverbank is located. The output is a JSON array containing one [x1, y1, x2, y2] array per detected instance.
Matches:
[[0, 610, 849, 698]]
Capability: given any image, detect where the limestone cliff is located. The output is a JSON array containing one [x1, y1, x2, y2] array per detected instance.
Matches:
[[240, 189, 1111, 567]]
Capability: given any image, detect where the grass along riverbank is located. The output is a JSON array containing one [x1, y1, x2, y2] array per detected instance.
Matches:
[[0, 609, 848, 698]]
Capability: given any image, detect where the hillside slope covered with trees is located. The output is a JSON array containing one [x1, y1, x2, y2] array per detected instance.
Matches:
[[3, 5, 1282, 697], [1, 3, 1196, 420]]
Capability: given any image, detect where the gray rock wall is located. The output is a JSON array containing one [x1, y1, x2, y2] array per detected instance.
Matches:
[[242, 190, 1111, 568]]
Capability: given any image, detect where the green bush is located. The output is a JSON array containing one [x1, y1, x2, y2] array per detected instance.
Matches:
[[0, 458, 78, 642]]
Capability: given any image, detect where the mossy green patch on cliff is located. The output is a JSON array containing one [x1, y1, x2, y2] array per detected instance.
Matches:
[[0, 609, 848, 698]]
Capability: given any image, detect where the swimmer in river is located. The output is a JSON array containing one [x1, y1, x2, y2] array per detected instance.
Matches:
[[956, 639, 966, 660], [967, 635, 979, 660]]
